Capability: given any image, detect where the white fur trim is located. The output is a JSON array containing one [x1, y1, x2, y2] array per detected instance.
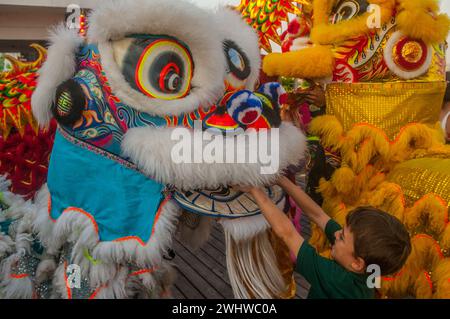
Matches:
[[31, 25, 84, 127], [32, 184, 181, 269], [35, 258, 57, 285], [51, 263, 68, 298], [88, 0, 226, 117], [121, 122, 306, 190], [214, 9, 261, 90], [219, 214, 269, 242], [0, 234, 14, 259], [0, 255, 34, 299], [0, 175, 11, 192], [383, 31, 433, 80]]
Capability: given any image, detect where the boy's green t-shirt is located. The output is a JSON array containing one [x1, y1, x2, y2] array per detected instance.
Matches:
[[296, 219, 375, 299]]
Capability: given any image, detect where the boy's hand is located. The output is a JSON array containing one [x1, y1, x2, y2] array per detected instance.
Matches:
[[234, 183, 304, 258], [277, 175, 292, 188], [276, 175, 331, 231]]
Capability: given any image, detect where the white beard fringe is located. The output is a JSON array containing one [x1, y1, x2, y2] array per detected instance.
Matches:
[[223, 230, 287, 299], [218, 199, 288, 299]]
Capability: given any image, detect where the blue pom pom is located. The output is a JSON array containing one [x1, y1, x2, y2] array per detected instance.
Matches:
[[227, 90, 263, 126]]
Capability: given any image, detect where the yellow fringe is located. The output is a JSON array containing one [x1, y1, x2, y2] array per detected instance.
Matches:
[[432, 260, 450, 299], [414, 273, 434, 299], [440, 226, 450, 254], [312, 0, 335, 26], [404, 195, 448, 239], [309, 116, 344, 152], [396, 0, 450, 44], [310, 116, 450, 174], [330, 167, 355, 196]]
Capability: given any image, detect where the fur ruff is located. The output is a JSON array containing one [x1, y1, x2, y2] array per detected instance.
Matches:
[[0, 254, 34, 299], [31, 25, 83, 127], [122, 122, 306, 190], [32, 185, 181, 270]]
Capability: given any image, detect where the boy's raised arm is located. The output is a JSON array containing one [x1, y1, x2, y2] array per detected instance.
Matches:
[[248, 187, 304, 258], [277, 176, 330, 231]]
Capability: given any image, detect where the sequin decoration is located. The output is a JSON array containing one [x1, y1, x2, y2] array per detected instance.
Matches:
[[387, 158, 450, 207], [326, 81, 445, 140]]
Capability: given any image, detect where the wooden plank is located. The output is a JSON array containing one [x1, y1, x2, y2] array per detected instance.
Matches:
[[173, 243, 224, 299], [201, 239, 228, 267], [175, 239, 234, 299], [209, 225, 226, 249], [173, 270, 203, 299], [179, 240, 231, 286], [171, 284, 185, 299]]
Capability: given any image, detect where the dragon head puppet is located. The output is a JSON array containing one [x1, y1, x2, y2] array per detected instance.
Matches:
[[0, 0, 306, 299]]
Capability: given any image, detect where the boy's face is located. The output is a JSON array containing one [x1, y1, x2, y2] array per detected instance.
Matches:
[[331, 225, 366, 274]]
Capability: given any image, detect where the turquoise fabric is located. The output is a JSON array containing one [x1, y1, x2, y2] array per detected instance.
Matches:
[[48, 130, 165, 243]]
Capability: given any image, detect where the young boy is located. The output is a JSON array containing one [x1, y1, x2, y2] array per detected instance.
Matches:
[[238, 176, 412, 299]]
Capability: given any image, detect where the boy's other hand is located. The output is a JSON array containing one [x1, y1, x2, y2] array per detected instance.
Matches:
[[277, 175, 293, 189]]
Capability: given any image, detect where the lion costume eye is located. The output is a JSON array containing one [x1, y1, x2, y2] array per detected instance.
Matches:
[[331, 0, 369, 24], [224, 40, 250, 81], [113, 35, 194, 100]]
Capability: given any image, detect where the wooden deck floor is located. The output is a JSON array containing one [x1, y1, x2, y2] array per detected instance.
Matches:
[[171, 215, 312, 299]]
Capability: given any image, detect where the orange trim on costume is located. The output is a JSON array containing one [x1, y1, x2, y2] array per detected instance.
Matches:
[[64, 207, 100, 234], [10, 273, 29, 279], [47, 195, 52, 220], [423, 271, 433, 291], [151, 195, 172, 237], [47, 194, 172, 246], [352, 122, 426, 145], [88, 285, 107, 300], [129, 267, 158, 277], [382, 269, 406, 281], [114, 236, 146, 246]]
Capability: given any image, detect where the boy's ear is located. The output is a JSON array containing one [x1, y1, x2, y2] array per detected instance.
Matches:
[[351, 257, 366, 273]]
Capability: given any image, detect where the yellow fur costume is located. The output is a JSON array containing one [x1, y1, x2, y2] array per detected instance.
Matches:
[[263, 0, 450, 299]]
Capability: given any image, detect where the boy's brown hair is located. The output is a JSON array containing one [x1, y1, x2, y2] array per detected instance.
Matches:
[[346, 207, 411, 276]]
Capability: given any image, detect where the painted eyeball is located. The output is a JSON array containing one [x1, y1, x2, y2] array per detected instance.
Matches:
[[223, 40, 251, 89], [331, 0, 368, 24], [113, 35, 194, 100]]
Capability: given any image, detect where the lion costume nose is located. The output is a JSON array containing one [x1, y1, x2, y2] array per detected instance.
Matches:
[[226, 91, 263, 126]]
